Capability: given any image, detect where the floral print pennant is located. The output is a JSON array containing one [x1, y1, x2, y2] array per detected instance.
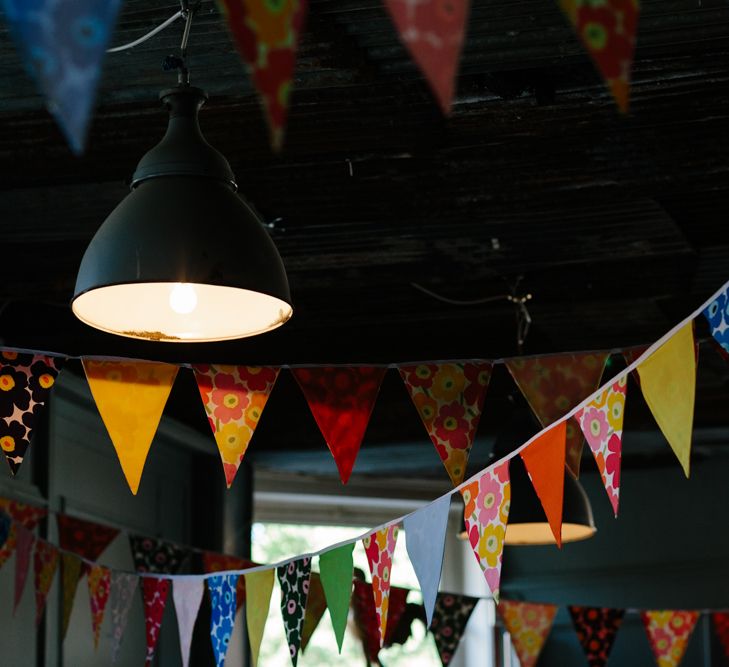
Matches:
[[0, 350, 63, 475], [364, 524, 399, 647], [277, 556, 312, 667], [57, 514, 119, 561], [202, 551, 257, 610], [569, 606, 625, 667], [109, 572, 139, 663], [400, 362, 492, 486], [193, 365, 279, 487], [641, 610, 700, 667], [430, 592, 479, 666], [498, 599, 558, 667], [129, 534, 188, 574], [33, 538, 59, 625], [88, 565, 111, 650], [506, 352, 608, 477], [703, 286, 729, 356], [209, 574, 238, 667], [293, 367, 386, 484], [142, 577, 170, 666], [61, 553, 83, 640], [575, 376, 627, 515]]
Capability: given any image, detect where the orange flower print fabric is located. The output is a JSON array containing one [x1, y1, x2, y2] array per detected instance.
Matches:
[[400, 362, 492, 486], [193, 365, 279, 487], [218, 0, 307, 150], [459, 460, 510, 601], [575, 375, 627, 516], [0, 350, 63, 475], [558, 0, 639, 112], [498, 599, 558, 667], [88, 565, 111, 650], [33, 538, 59, 625], [363, 524, 399, 647], [506, 352, 608, 478], [641, 610, 699, 667]]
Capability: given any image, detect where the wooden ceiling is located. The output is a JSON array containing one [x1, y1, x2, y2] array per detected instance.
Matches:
[[0, 0, 728, 478]]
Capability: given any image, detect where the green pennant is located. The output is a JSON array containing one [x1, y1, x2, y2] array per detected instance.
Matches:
[[244, 569, 274, 667], [319, 543, 354, 653], [61, 553, 83, 639]]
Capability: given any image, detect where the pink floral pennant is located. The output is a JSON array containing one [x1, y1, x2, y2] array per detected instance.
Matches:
[[400, 362, 492, 486], [88, 565, 111, 650], [575, 375, 627, 515], [383, 0, 471, 114], [459, 460, 510, 601], [193, 365, 279, 487], [142, 577, 171, 666], [498, 599, 558, 667], [33, 538, 59, 625], [642, 610, 700, 667], [293, 367, 386, 484], [363, 524, 399, 647]]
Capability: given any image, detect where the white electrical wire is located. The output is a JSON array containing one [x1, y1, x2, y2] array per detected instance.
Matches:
[[106, 10, 184, 53]]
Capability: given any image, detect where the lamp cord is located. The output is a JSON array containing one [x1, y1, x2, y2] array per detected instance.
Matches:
[[106, 10, 184, 53]]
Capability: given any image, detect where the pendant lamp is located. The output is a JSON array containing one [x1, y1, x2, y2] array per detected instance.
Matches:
[[72, 84, 292, 342]]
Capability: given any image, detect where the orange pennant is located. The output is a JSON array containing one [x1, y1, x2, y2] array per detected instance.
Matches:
[[520, 421, 567, 547]]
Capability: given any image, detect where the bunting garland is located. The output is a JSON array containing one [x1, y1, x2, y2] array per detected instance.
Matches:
[[641, 610, 700, 667], [569, 606, 625, 667], [498, 599, 558, 667], [33, 538, 59, 625], [14, 524, 35, 612], [277, 556, 312, 667], [713, 612, 729, 661], [61, 553, 83, 640], [57, 514, 119, 562], [301, 572, 327, 652], [364, 524, 399, 647], [704, 286, 729, 355], [173, 578, 205, 667], [129, 534, 188, 574], [319, 543, 355, 653], [430, 592, 479, 666], [109, 572, 139, 664], [245, 568, 275, 667], [142, 577, 170, 666], [203, 551, 256, 610], [209, 573, 238, 667], [87, 564, 111, 649]]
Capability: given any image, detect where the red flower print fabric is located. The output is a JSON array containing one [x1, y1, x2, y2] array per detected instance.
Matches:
[[87, 565, 111, 649], [506, 352, 608, 477], [459, 460, 510, 601], [202, 551, 258, 610], [364, 524, 399, 647], [193, 365, 279, 487], [57, 514, 119, 561], [641, 610, 699, 667], [498, 599, 558, 667], [712, 612, 729, 660], [383, 0, 470, 114], [33, 538, 59, 625], [0, 350, 63, 475], [558, 0, 639, 112], [293, 367, 386, 484], [129, 534, 188, 574], [569, 606, 625, 667], [400, 362, 492, 486], [217, 0, 308, 150], [142, 577, 170, 666], [575, 375, 627, 516], [430, 592, 479, 666]]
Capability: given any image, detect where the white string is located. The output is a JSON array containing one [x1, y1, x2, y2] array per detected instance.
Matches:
[[106, 10, 184, 53]]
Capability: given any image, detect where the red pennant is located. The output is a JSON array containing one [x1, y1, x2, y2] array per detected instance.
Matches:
[[520, 421, 567, 547], [202, 551, 257, 610], [383, 0, 470, 114], [293, 367, 386, 484], [57, 514, 119, 562], [352, 580, 410, 661], [33, 538, 59, 625], [142, 577, 170, 666], [713, 612, 729, 659]]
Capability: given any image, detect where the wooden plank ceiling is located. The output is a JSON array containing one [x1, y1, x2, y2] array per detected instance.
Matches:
[[0, 0, 727, 479]]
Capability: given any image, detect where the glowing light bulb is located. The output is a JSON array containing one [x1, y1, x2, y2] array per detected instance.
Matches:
[[169, 283, 198, 314]]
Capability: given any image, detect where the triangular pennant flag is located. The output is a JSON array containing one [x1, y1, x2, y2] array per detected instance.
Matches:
[[521, 421, 567, 547], [83, 359, 178, 494], [293, 367, 386, 484], [498, 599, 559, 667], [459, 460, 510, 601], [352, 579, 381, 663], [642, 610, 700, 667], [208, 574, 238, 667], [400, 362, 492, 486], [383, 0, 470, 114], [61, 553, 83, 640], [506, 352, 608, 477], [575, 375, 627, 516], [245, 568, 275, 667], [430, 592, 479, 666], [403, 495, 450, 626], [384, 585, 411, 647], [217, 0, 308, 150], [130, 534, 188, 574], [364, 524, 399, 647], [0, 351, 64, 475], [0, 500, 48, 570], [109, 572, 139, 664], [172, 578, 204, 667], [319, 543, 354, 653], [58, 514, 119, 561], [705, 286, 729, 356], [203, 552, 257, 611], [193, 365, 279, 487], [637, 323, 696, 477], [142, 577, 170, 666], [277, 556, 312, 667], [33, 538, 59, 625], [712, 612, 729, 660], [14, 524, 35, 612], [557, 0, 639, 112], [1, 1, 121, 153], [88, 565, 111, 650], [569, 606, 625, 667], [301, 572, 327, 652]]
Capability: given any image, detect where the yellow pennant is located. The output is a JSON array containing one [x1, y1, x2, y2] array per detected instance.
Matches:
[[245, 569, 275, 667], [637, 323, 696, 477], [83, 360, 178, 494]]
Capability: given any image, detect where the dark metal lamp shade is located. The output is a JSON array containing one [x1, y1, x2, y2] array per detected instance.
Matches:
[[72, 86, 292, 342]]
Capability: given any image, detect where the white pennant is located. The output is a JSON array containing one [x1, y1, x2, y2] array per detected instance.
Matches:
[[173, 578, 205, 667], [109, 572, 139, 664]]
